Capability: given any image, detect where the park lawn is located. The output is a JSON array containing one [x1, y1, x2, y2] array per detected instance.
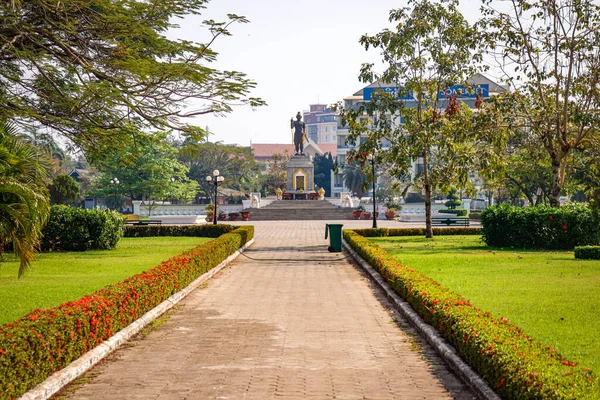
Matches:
[[0, 237, 212, 325], [371, 235, 600, 373]]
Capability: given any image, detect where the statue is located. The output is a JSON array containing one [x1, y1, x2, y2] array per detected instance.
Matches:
[[290, 111, 307, 155]]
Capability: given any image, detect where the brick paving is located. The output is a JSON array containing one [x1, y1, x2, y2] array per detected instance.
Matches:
[[63, 220, 476, 400]]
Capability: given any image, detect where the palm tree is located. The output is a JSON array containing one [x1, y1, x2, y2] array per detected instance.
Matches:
[[340, 162, 369, 198], [0, 121, 51, 277]]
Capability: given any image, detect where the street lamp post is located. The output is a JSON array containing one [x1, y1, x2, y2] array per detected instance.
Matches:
[[206, 170, 224, 225], [367, 152, 377, 229], [110, 178, 120, 210]]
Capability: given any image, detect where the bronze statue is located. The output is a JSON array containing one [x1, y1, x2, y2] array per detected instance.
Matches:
[[290, 112, 307, 155]]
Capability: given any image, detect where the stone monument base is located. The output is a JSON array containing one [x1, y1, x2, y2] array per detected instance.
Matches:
[[282, 190, 319, 200]]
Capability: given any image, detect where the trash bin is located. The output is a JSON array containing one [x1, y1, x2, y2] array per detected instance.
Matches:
[[325, 223, 344, 252]]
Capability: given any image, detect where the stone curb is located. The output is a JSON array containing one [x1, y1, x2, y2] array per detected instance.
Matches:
[[342, 239, 501, 400], [19, 238, 255, 400]]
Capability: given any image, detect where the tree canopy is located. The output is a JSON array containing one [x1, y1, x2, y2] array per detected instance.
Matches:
[[481, 0, 600, 207], [0, 0, 265, 159]]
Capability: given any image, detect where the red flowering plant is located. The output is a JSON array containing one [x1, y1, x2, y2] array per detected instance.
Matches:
[[344, 229, 599, 399], [0, 226, 253, 399]]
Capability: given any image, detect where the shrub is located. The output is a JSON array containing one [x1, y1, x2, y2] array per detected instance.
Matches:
[[351, 227, 481, 237], [124, 224, 234, 238], [0, 226, 254, 399], [404, 192, 425, 203], [574, 246, 600, 260], [444, 187, 462, 209], [41, 206, 124, 251], [344, 230, 599, 399], [438, 208, 468, 217], [470, 211, 482, 220], [480, 204, 600, 250]]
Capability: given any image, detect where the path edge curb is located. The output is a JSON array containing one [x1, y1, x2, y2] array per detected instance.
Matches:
[[19, 238, 255, 400], [343, 239, 501, 400]]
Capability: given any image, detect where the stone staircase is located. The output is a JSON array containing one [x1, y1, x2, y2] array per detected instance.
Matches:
[[246, 200, 355, 221]]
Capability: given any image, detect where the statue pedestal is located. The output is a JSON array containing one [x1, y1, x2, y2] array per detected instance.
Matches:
[[286, 154, 314, 195]]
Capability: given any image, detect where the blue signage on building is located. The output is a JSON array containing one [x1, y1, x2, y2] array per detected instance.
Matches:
[[363, 84, 489, 101]]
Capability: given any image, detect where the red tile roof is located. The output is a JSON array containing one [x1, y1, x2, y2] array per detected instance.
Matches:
[[251, 143, 295, 158]]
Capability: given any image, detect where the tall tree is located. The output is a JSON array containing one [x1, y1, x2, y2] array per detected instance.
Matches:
[[92, 137, 198, 212], [481, 0, 600, 207], [340, 162, 369, 199], [49, 174, 80, 205], [338, 0, 505, 237], [313, 152, 334, 196], [0, 0, 265, 160], [0, 121, 50, 277], [178, 141, 259, 201]]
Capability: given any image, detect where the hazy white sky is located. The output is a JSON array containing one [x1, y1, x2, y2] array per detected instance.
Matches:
[[170, 0, 484, 146]]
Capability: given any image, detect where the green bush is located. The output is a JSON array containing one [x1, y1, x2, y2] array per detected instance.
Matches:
[[124, 224, 235, 238], [344, 230, 599, 399], [352, 227, 481, 237], [0, 226, 254, 399], [438, 208, 468, 217], [470, 211, 482, 220], [574, 246, 600, 260], [41, 206, 124, 251], [480, 204, 600, 250]]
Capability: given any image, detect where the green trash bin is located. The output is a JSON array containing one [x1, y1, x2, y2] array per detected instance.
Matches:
[[325, 223, 344, 252]]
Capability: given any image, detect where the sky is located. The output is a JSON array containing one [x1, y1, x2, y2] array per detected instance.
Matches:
[[169, 0, 485, 146]]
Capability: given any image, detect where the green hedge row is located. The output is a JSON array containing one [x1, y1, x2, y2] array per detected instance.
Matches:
[[124, 224, 235, 238], [438, 208, 468, 217], [0, 226, 254, 399], [344, 230, 599, 399], [351, 227, 481, 237], [480, 204, 600, 250], [574, 246, 600, 260], [41, 206, 124, 251]]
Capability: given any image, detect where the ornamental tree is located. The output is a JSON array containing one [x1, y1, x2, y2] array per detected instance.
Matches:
[[0, 0, 265, 160], [337, 0, 506, 237], [480, 0, 600, 207]]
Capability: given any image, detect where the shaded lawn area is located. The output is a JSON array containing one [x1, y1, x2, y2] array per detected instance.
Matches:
[[0, 237, 211, 325], [371, 235, 600, 373]]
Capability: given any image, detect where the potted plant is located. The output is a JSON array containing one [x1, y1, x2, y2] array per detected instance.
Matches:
[[228, 211, 240, 221], [353, 205, 364, 220], [205, 204, 215, 222], [240, 210, 251, 221], [385, 208, 397, 220], [218, 210, 227, 221]]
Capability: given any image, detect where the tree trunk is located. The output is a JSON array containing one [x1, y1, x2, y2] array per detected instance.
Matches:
[[549, 155, 563, 208], [423, 150, 433, 239]]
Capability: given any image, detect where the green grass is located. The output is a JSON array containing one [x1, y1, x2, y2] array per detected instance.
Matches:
[[0, 237, 211, 325], [371, 235, 600, 372]]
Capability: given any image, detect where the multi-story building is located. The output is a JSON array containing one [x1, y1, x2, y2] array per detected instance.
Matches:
[[303, 104, 338, 145], [332, 73, 507, 199]]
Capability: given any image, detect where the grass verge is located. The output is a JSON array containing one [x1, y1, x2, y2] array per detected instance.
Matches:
[[0, 237, 211, 325]]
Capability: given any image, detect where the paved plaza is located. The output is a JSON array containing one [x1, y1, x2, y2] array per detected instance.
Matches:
[[62, 220, 476, 400]]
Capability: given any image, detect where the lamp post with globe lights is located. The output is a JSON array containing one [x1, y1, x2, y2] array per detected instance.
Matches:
[[110, 178, 120, 210], [206, 170, 224, 225]]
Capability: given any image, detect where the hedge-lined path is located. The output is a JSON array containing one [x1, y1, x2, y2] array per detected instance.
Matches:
[[62, 220, 476, 400]]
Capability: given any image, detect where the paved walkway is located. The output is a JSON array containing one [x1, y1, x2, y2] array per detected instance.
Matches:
[[63, 221, 476, 400]]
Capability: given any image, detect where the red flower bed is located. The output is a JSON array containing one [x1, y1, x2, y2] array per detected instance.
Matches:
[[0, 226, 253, 399], [344, 229, 599, 399]]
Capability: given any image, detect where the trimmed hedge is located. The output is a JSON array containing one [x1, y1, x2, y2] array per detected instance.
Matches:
[[438, 208, 468, 217], [0, 226, 254, 399], [124, 224, 235, 238], [480, 204, 600, 250], [344, 230, 599, 399], [470, 211, 482, 220], [352, 227, 481, 237], [41, 206, 124, 251], [574, 246, 600, 260]]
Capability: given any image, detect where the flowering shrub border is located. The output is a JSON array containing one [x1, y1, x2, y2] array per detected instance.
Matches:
[[344, 229, 599, 399], [574, 246, 600, 260], [0, 226, 254, 399]]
